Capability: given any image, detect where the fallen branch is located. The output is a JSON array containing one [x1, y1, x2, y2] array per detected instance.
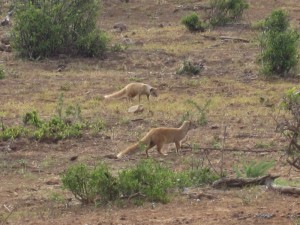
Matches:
[[201, 34, 250, 43], [212, 174, 280, 189], [181, 145, 282, 153], [266, 178, 300, 195], [220, 36, 250, 43]]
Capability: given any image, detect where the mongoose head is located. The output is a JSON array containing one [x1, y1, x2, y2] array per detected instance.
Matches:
[[150, 88, 158, 97]]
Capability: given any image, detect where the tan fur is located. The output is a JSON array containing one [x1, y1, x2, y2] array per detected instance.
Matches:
[[104, 82, 158, 102], [116, 121, 191, 158]]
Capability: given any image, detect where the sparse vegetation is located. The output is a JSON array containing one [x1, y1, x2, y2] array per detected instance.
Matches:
[[185, 99, 211, 126], [259, 9, 300, 76], [277, 88, 300, 170]]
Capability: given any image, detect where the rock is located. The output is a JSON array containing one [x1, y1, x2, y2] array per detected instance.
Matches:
[[1, 15, 9, 26], [128, 104, 144, 113], [113, 22, 127, 32], [1, 34, 10, 45]]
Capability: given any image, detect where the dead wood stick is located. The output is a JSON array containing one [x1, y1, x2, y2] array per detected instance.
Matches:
[[219, 36, 250, 43], [212, 174, 280, 189], [265, 178, 300, 195], [181, 145, 282, 153], [201, 34, 250, 43]]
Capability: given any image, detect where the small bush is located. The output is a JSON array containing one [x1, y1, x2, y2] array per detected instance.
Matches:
[[118, 159, 175, 204], [181, 13, 207, 32], [177, 60, 204, 76], [259, 9, 300, 76], [234, 160, 275, 178], [62, 163, 118, 204], [209, 0, 249, 26], [0, 126, 25, 141], [12, 0, 109, 59]]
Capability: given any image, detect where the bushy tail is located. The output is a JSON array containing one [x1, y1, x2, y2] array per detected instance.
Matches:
[[116, 143, 140, 158], [104, 88, 126, 99]]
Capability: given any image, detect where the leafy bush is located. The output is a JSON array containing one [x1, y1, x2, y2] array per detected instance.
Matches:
[[209, 0, 249, 26], [12, 0, 108, 59], [189, 167, 219, 186], [234, 160, 275, 178], [118, 159, 176, 203], [62, 163, 118, 204], [23, 111, 42, 127], [259, 9, 300, 76], [181, 13, 207, 32], [0, 126, 25, 141], [32, 116, 83, 141]]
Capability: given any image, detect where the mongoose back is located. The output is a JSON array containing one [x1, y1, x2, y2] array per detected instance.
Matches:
[[116, 121, 191, 158], [104, 82, 158, 102]]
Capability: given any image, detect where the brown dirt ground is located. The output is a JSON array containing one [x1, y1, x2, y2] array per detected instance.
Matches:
[[1, 0, 300, 224]]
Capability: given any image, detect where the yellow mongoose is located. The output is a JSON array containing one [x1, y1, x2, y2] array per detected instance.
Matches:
[[104, 82, 158, 102], [116, 121, 192, 158]]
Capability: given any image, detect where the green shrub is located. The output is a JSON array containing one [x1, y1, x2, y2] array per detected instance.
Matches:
[[76, 30, 109, 57], [0, 126, 25, 141], [259, 10, 299, 76], [181, 13, 207, 32], [32, 116, 83, 141], [23, 111, 42, 127], [177, 60, 203, 76], [118, 159, 176, 204], [209, 0, 249, 26], [62, 163, 119, 204], [234, 160, 275, 178], [12, 0, 108, 59]]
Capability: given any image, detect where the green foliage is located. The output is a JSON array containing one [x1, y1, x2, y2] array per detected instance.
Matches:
[[62, 163, 118, 205], [181, 13, 207, 32], [259, 9, 300, 76], [0, 126, 25, 141], [189, 167, 219, 186], [76, 30, 109, 57], [32, 116, 83, 141], [233, 160, 275, 178], [262, 9, 289, 33], [0, 66, 5, 79], [23, 111, 42, 127], [118, 159, 176, 204], [177, 60, 203, 76], [12, 0, 108, 59], [209, 0, 249, 26]]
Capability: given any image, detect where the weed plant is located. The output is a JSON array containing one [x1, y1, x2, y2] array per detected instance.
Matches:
[[234, 160, 275, 178]]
